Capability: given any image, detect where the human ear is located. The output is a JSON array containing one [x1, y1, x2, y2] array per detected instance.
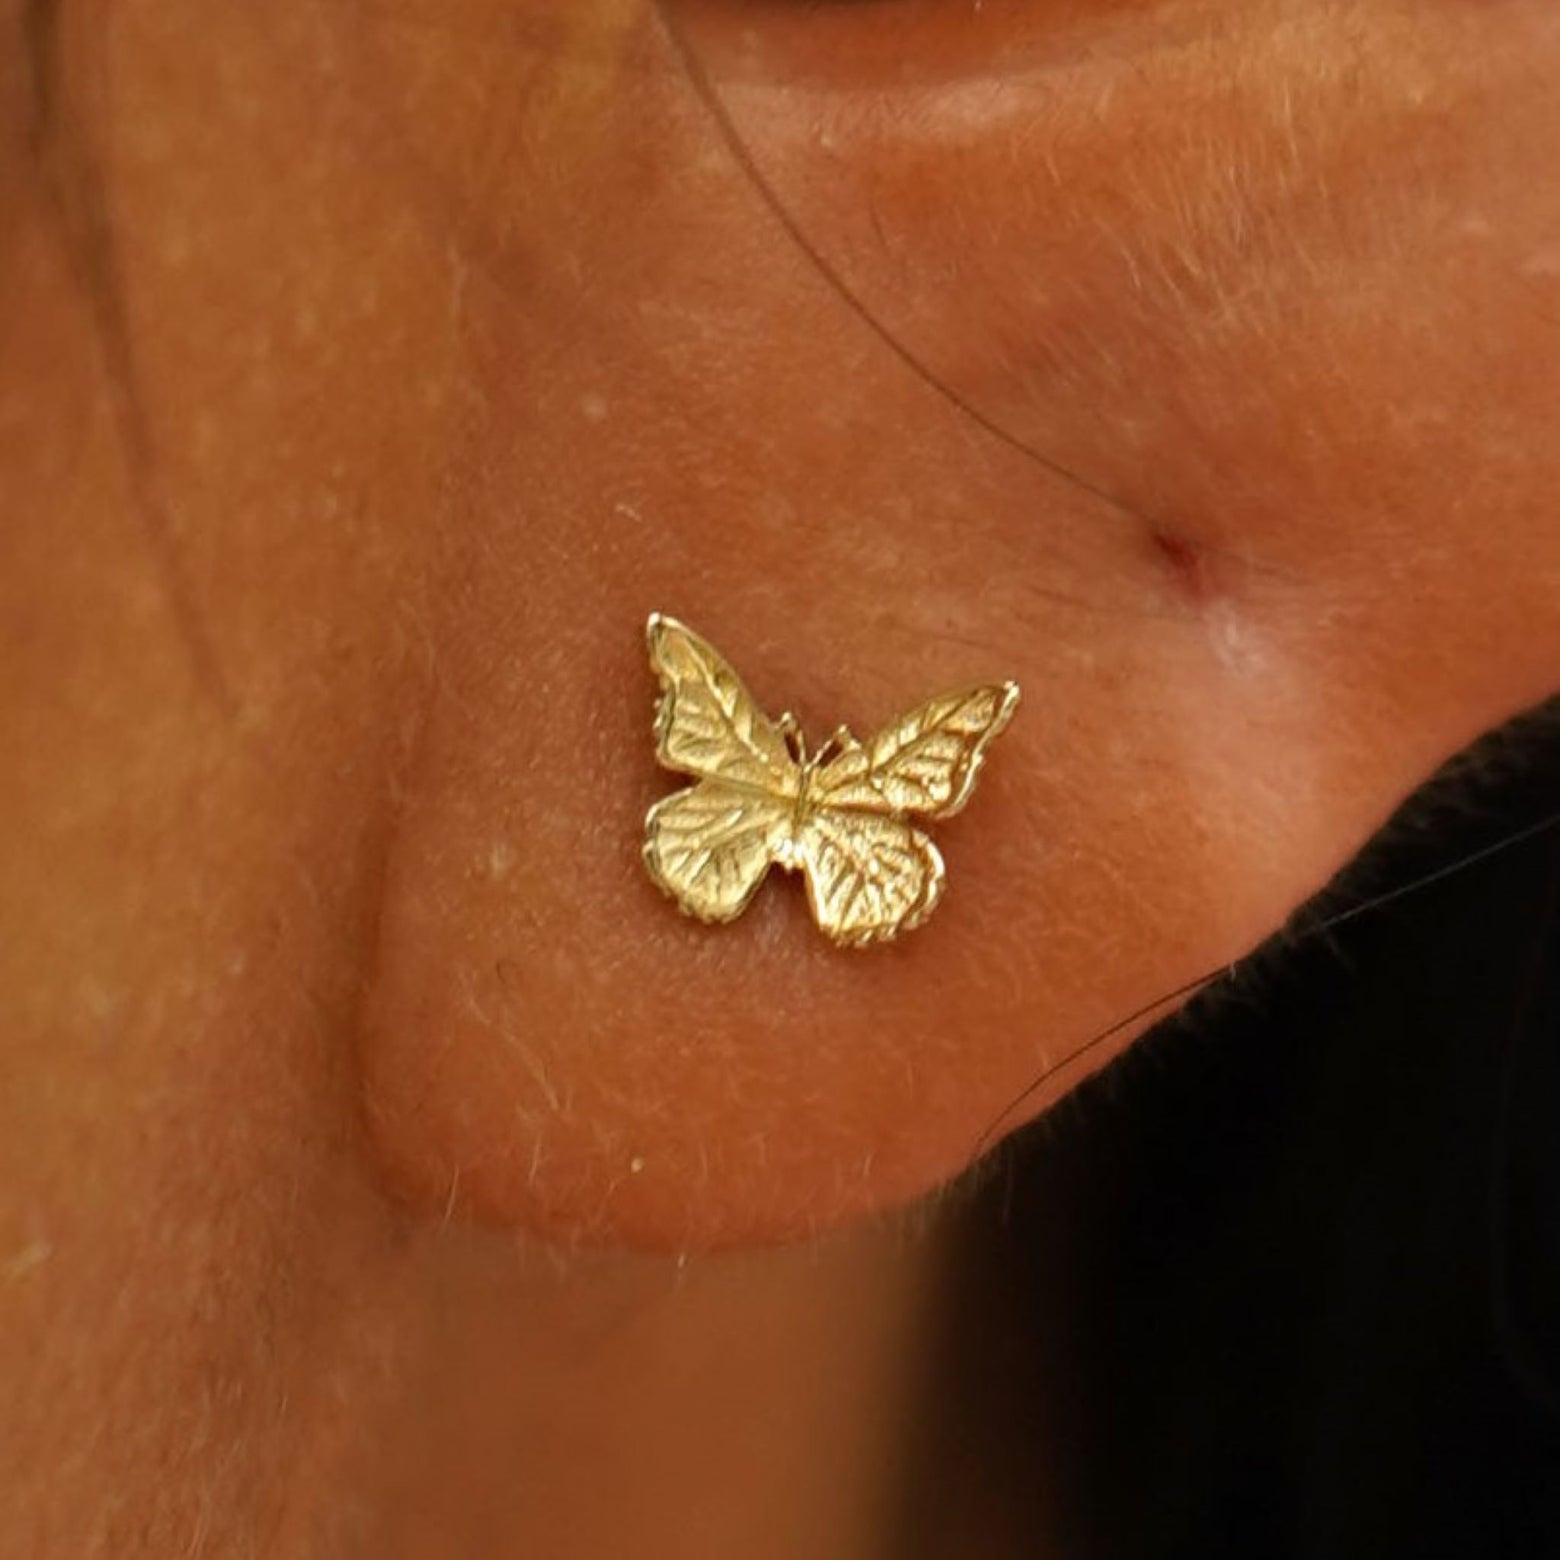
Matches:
[[354, 0, 1560, 1250]]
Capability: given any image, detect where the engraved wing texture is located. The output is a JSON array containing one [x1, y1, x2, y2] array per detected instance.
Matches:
[[795, 809, 945, 948], [811, 683, 1021, 819], [647, 614, 799, 795], [643, 782, 793, 924], [640, 614, 1019, 948]]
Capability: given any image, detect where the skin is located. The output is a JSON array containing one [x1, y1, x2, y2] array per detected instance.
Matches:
[[0, 0, 1556, 1552]]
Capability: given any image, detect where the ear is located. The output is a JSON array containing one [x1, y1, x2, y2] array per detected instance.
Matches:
[[351, 0, 1560, 1251]]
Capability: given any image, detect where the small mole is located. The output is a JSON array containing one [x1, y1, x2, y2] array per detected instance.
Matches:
[[1150, 527, 1214, 603]]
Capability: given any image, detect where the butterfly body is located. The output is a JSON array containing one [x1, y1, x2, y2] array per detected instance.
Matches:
[[642, 614, 1019, 948]]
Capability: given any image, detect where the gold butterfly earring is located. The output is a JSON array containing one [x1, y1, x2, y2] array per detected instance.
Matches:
[[641, 614, 1020, 948]]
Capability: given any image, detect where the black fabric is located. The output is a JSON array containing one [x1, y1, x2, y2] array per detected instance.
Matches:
[[905, 698, 1560, 1559]]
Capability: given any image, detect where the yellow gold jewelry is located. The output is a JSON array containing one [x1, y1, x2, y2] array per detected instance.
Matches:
[[641, 613, 1020, 948]]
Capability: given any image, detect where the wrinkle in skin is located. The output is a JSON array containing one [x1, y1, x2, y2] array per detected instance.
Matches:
[[18, 0, 233, 713]]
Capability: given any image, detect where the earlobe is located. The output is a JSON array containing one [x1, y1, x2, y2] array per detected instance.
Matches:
[[354, 599, 1054, 1252], [352, 0, 1560, 1254], [354, 629, 1050, 1251], [347, 560, 1294, 1254]]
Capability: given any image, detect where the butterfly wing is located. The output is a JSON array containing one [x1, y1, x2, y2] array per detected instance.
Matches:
[[643, 618, 1017, 942], [643, 781, 794, 924], [810, 682, 1020, 819], [795, 808, 945, 947], [646, 614, 799, 796]]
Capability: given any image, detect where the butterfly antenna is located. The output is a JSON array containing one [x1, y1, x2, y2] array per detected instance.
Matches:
[[810, 725, 855, 768], [778, 711, 807, 766]]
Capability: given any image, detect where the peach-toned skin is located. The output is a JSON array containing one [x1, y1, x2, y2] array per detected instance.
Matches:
[[1, 0, 1556, 1553]]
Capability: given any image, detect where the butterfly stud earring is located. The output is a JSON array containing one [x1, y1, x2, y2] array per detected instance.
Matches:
[[641, 613, 1020, 948]]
